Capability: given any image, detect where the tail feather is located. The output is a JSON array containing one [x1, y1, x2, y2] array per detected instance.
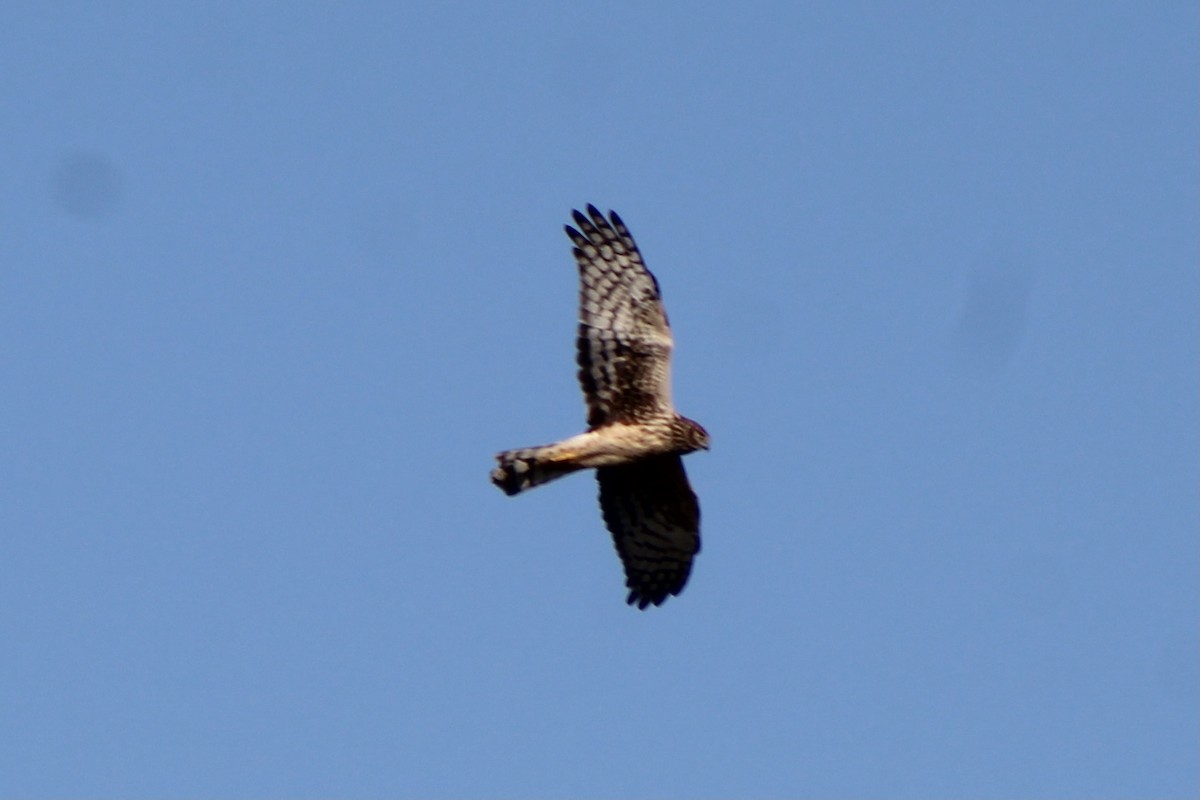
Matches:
[[491, 447, 580, 496]]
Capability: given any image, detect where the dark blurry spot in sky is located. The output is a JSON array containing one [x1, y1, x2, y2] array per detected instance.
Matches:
[[51, 152, 123, 219], [951, 241, 1033, 373]]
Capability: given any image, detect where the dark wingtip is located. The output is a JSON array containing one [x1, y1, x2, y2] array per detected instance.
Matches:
[[626, 589, 668, 610], [564, 225, 588, 248], [571, 208, 590, 228], [490, 463, 524, 496]]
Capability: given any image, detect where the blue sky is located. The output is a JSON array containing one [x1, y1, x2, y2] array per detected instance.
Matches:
[[2, 3, 1196, 797]]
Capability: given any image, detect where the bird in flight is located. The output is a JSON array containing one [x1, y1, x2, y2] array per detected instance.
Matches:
[[491, 205, 709, 609]]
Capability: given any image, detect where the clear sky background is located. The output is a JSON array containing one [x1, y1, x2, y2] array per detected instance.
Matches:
[[2, 3, 1196, 798]]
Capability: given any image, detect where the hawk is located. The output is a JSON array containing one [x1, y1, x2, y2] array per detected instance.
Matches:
[[491, 205, 710, 609]]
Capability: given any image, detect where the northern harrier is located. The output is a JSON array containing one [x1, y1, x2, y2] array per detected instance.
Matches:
[[491, 205, 709, 609]]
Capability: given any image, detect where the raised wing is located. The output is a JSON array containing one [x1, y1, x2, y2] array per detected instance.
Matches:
[[566, 205, 675, 428], [596, 454, 700, 609]]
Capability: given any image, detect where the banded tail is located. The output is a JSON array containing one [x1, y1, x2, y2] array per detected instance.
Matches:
[[491, 446, 582, 496]]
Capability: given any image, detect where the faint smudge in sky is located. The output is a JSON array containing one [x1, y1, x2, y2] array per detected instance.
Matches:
[[51, 152, 123, 220], [951, 238, 1033, 373]]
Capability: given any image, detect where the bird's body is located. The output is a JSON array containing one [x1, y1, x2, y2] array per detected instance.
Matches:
[[491, 206, 708, 609]]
